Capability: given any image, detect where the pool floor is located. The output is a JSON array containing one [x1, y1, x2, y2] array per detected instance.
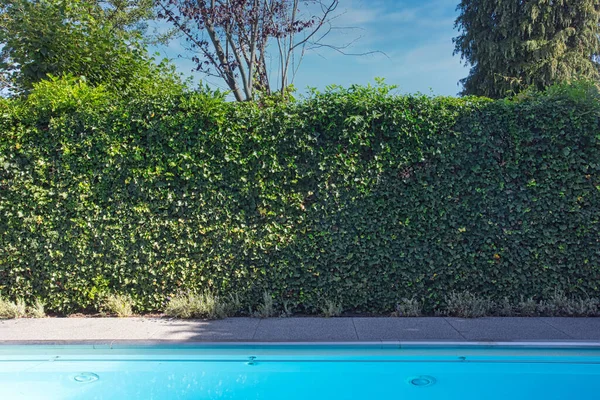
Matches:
[[1, 344, 599, 399]]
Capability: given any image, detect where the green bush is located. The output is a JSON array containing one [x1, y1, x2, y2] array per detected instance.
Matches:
[[0, 80, 599, 315]]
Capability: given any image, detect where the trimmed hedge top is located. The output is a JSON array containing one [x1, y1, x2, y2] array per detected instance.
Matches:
[[1, 81, 599, 314]]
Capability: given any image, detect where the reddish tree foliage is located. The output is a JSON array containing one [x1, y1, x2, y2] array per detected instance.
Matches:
[[157, 0, 339, 101]]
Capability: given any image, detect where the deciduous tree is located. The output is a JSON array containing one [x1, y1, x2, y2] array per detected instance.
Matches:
[[157, 0, 341, 101], [0, 0, 172, 95]]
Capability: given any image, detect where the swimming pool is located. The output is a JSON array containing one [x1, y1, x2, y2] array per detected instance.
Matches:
[[1, 343, 599, 399]]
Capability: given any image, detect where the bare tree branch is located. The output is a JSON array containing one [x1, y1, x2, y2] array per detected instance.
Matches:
[[290, 0, 338, 52], [158, 0, 376, 101]]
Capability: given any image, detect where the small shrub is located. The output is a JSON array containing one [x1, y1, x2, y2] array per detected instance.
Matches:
[[102, 294, 134, 317], [0, 297, 27, 319], [320, 300, 343, 318], [497, 297, 514, 317], [516, 296, 540, 316], [444, 291, 495, 318], [567, 298, 600, 317], [164, 292, 232, 319], [433, 308, 445, 317], [392, 298, 422, 317], [281, 299, 294, 318], [227, 293, 242, 315], [254, 292, 276, 318], [27, 299, 46, 318], [538, 291, 600, 317]]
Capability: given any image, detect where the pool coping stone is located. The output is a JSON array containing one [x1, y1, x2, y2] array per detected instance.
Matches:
[[2, 317, 600, 344]]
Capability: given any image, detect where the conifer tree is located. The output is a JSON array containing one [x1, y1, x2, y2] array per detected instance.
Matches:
[[454, 0, 600, 98]]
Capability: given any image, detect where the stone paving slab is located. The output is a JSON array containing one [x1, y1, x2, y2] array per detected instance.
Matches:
[[540, 318, 600, 340], [445, 317, 572, 341], [1, 317, 599, 343], [353, 317, 464, 341], [0, 318, 162, 341], [150, 318, 260, 341], [253, 318, 357, 341]]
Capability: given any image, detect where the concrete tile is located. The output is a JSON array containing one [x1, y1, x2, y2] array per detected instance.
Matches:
[[353, 317, 465, 341], [540, 318, 600, 340], [0, 318, 162, 341], [2, 317, 599, 343], [445, 317, 571, 341], [253, 318, 357, 341], [150, 318, 259, 341]]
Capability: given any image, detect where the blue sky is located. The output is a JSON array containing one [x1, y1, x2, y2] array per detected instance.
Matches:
[[152, 0, 469, 97]]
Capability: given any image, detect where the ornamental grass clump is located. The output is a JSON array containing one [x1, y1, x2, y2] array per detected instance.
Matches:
[[392, 298, 423, 317], [320, 299, 343, 318], [496, 297, 514, 317], [444, 291, 495, 318], [537, 291, 600, 317], [165, 292, 237, 319], [102, 294, 135, 317], [254, 292, 276, 318], [28, 299, 46, 318], [0, 297, 27, 319], [516, 296, 540, 316]]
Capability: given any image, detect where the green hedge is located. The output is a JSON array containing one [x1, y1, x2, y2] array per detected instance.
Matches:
[[1, 80, 599, 314]]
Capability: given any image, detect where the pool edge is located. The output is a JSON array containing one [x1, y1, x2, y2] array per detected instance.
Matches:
[[1, 340, 600, 349]]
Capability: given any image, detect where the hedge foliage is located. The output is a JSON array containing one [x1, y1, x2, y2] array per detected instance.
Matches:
[[1, 80, 599, 314]]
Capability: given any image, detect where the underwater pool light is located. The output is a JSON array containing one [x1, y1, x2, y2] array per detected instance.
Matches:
[[73, 372, 99, 383]]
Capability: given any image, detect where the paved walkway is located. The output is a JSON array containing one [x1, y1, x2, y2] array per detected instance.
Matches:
[[2, 317, 600, 343]]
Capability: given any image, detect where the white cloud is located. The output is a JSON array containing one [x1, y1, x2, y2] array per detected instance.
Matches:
[[382, 41, 468, 94], [381, 10, 418, 23], [334, 7, 383, 25]]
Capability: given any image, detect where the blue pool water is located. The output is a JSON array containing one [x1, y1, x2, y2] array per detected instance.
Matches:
[[1, 343, 599, 399]]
